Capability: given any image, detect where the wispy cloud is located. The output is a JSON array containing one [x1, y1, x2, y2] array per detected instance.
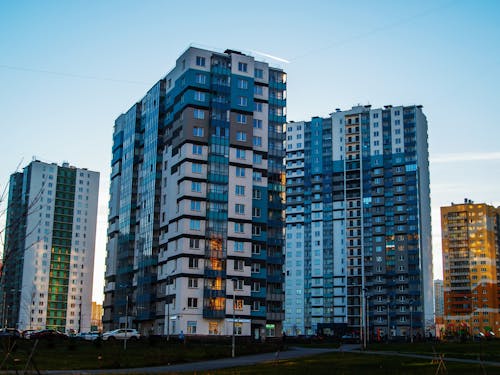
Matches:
[[430, 152, 500, 164], [249, 50, 290, 64]]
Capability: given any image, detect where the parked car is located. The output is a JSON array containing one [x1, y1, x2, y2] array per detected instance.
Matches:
[[29, 329, 67, 340], [102, 328, 140, 341], [79, 331, 101, 341], [22, 330, 36, 339], [0, 328, 21, 338]]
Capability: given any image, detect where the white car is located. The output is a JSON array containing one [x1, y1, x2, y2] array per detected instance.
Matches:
[[80, 331, 101, 341], [102, 328, 140, 341]]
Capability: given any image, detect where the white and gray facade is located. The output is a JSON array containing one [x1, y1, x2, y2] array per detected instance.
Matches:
[[104, 47, 286, 338], [284, 105, 433, 339], [1, 160, 99, 333]]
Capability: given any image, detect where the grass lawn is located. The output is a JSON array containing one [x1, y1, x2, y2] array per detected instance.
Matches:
[[205, 352, 499, 375], [367, 340, 500, 362], [0, 337, 281, 371]]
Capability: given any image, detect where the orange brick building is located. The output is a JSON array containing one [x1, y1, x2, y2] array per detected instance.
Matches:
[[441, 200, 500, 336]]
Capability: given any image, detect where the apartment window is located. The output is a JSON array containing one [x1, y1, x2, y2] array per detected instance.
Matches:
[[236, 149, 246, 159], [234, 260, 244, 271], [252, 225, 261, 236], [255, 102, 263, 112], [187, 298, 198, 309], [238, 62, 248, 72], [194, 91, 205, 102], [188, 258, 199, 269], [190, 200, 201, 211], [238, 96, 248, 107], [252, 244, 261, 255], [237, 79, 248, 89], [233, 279, 244, 290], [188, 278, 198, 288], [251, 84, 263, 95], [189, 219, 201, 231], [234, 223, 244, 233], [189, 238, 200, 249], [253, 136, 262, 147], [234, 241, 244, 252], [192, 145, 202, 155], [252, 171, 262, 182], [253, 119, 263, 129], [196, 56, 206, 67], [235, 185, 245, 196], [253, 153, 262, 164], [236, 167, 246, 177], [235, 203, 245, 215], [191, 163, 202, 174], [237, 114, 247, 124], [191, 182, 201, 192], [251, 281, 261, 292], [254, 68, 263, 78], [236, 131, 247, 142], [193, 127, 204, 137], [195, 73, 206, 84], [251, 263, 261, 273], [234, 299, 244, 310], [253, 189, 261, 199], [252, 207, 261, 217]]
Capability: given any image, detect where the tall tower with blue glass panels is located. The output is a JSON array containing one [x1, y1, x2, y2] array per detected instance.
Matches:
[[284, 105, 432, 340], [104, 47, 286, 337], [1, 160, 99, 333]]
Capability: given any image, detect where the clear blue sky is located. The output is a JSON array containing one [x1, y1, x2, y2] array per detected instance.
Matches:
[[1, 0, 499, 302]]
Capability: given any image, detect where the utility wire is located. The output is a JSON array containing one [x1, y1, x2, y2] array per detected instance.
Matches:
[[0, 64, 149, 85], [289, 0, 458, 62]]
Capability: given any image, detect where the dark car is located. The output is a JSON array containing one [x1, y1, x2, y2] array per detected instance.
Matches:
[[30, 329, 67, 340], [0, 328, 21, 338]]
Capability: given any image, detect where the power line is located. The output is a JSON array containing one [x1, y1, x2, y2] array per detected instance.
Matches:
[[0, 64, 149, 85], [289, 0, 458, 62]]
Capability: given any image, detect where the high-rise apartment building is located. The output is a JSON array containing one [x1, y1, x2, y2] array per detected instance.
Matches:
[[441, 200, 500, 335], [284, 105, 433, 339], [434, 279, 444, 322], [1, 160, 99, 332], [104, 47, 286, 338]]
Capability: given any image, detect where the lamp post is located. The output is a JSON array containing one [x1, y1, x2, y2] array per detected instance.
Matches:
[[166, 275, 171, 341], [362, 287, 367, 350], [409, 299, 414, 343], [231, 278, 238, 358], [124, 294, 129, 350], [386, 300, 391, 343]]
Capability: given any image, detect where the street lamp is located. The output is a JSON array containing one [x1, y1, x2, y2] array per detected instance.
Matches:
[[409, 299, 414, 343], [362, 288, 367, 350], [231, 278, 238, 358], [166, 274, 173, 341]]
